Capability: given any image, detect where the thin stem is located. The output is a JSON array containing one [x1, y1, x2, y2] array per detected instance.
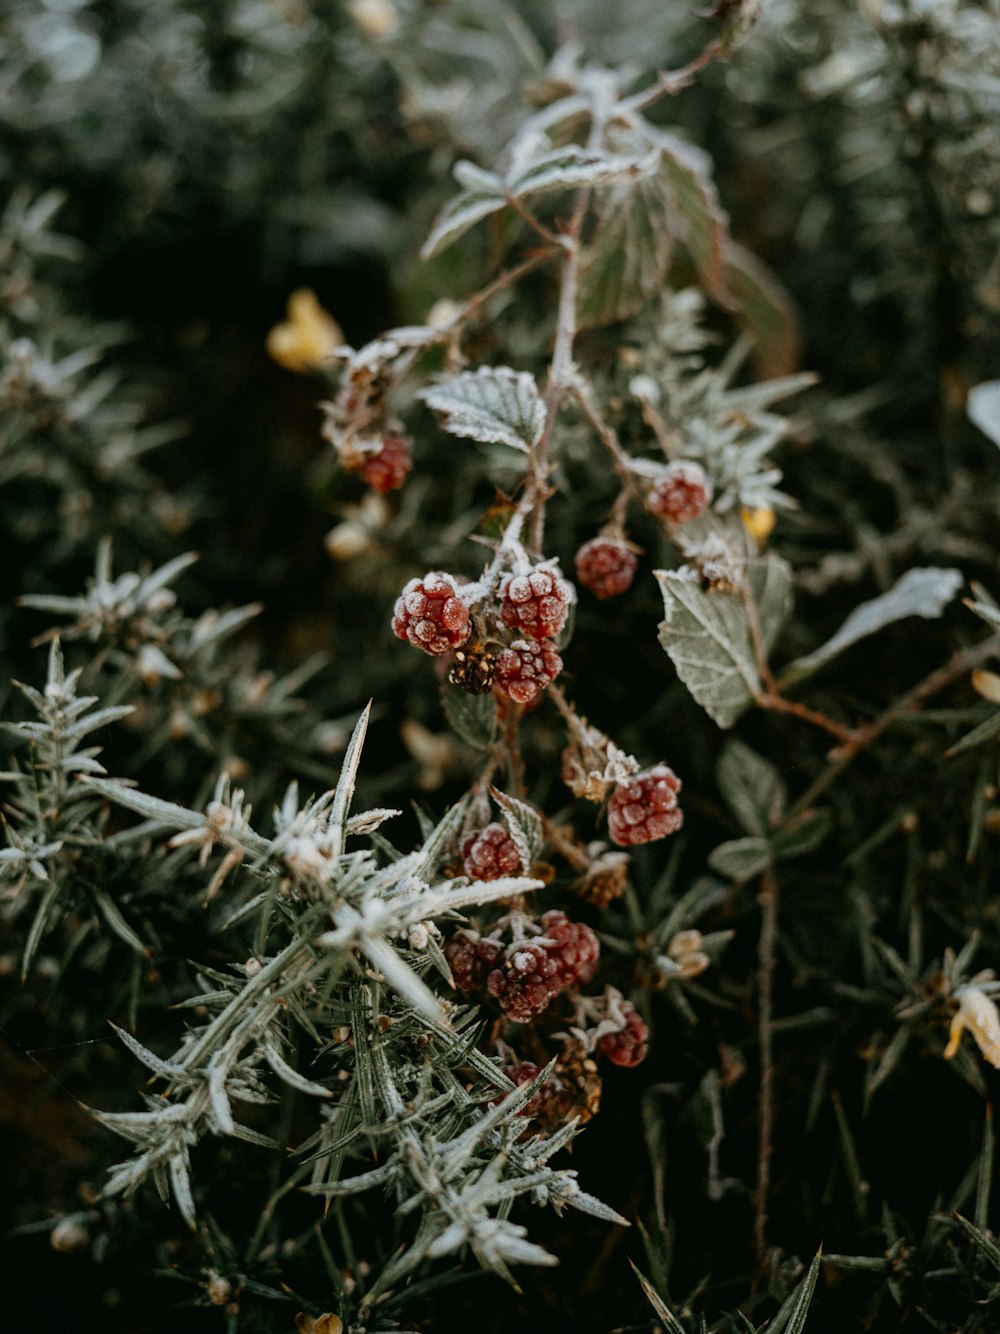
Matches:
[[624, 38, 727, 113], [756, 690, 855, 745], [754, 866, 778, 1276]]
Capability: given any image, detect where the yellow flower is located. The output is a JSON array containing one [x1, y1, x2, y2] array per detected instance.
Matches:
[[944, 983, 1000, 1068], [740, 505, 776, 544], [266, 289, 343, 374]]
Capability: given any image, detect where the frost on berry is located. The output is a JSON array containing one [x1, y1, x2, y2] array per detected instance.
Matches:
[[645, 461, 712, 525], [499, 566, 571, 640], [391, 571, 471, 655], [443, 928, 502, 993], [487, 941, 562, 1022], [598, 1003, 649, 1068], [494, 639, 562, 705], [574, 538, 638, 600], [540, 910, 600, 988], [462, 822, 523, 880], [607, 764, 683, 847], [357, 433, 412, 493]]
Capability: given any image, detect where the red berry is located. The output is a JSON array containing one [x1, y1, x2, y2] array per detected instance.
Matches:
[[444, 928, 502, 993], [503, 1061, 555, 1118], [575, 538, 637, 600], [487, 941, 562, 1022], [494, 639, 562, 705], [598, 1004, 648, 1068], [358, 433, 412, 493], [540, 910, 600, 987], [499, 567, 571, 640], [391, 572, 471, 655], [645, 461, 712, 525], [607, 764, 683, 847], [462, 823, 522, 880]]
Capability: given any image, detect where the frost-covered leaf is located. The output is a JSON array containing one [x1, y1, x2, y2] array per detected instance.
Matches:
[[491, 789, 543, 867], [771, 1247, 822, 1334], [630, 1260, 688, 1333], [577, 171, 675, 328], [968, 381, 1000, 447], [718, 739, 786, 836], [656, 553, 793, 728], [656, 130, 730, 303], [708, 836, 771, 882], [442, 685, 498, 750], [772, 809, 832, 861], [508, 143, 658, 201], [725, 241, 802, 379], [787, 567, 964, 677], [421, 173, 505, 261], [421, 367, 544, 452]]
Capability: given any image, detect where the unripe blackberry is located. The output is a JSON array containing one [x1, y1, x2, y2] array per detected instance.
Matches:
[[574, 538, 637, 600], [462, 823, 522, 880], [443, 928, 502, 993], [540, 910, 600, 987], [598, 1003, 649, 1068], [503, 1061, 555, 1118], [487, 941, 562, 1022], [391, 572, 471, 655], [645, 461, 712, 525], [494, 639, 562, 705], [358, 433, 412, 493], [499, 567, 571, 640], [607, 764, 683, 847]]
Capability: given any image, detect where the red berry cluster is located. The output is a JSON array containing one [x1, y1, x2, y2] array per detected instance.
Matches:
[[391, 572, 470, 655], [499, 567, 571, 640], [598, 1003, 649, 1068], [494, 639, 563, 705], [487, 941, 562, 1022], [645, 461, 712, 525], [357, 433, 412, 493], [540, 910, 600, 988], [443, 928, 502, 993], [462, 823, 522, 880], [575, 537, 637, 600], [607, 764, 683, 847], [503, 1061, 555, 1118]]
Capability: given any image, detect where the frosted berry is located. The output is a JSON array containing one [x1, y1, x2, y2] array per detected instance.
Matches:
[[391, 572, 471, 655], [499, 567, 571, 640], [645, 461, 712, 525], [540, 910, 600, 988], [504, 1061, 555, 1118], [607, 764, 683, 847], [358, 433, 412, 493], [575, 538, 638, 600], [444, 928, 502, 993], [462, 823, 522, 881], [487, 941, 562, 1022], [598, 1003, 648, 1068], [494, 639, 562, 705]]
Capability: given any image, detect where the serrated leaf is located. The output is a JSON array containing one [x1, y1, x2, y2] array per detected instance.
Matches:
[[725, 241, 802, 379], [442, 685, 498, 750], [420, 181, 505, 261], [968, 381, 1000, 447], [708, 836, 771, 882], [656, 553, 793, 728], [787, 567, 964, 677], [577, 171, 675, 328], [717, 739, 786, 836], [657, 130, 730, 303], [421, 367, 544, 453], [491, 788, 543, 867]]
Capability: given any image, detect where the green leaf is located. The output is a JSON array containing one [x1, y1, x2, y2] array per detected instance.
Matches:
[[491, 788, 543, 866], [577, 171, 675, 328], [947, 708, 1000, 757], [442, 685, 498, 750], [967, 380, 1000, 448], [508, 143, 658, 200], [628, 1259, 688, 1333], [656, 130, 730, 303], [708, 836, 771, 882], [725, 241, 802, 379], [421, 367, 544, 453], [770, 1247, 822, 1334], [656, 553, 793, 728], [717, 739, 786, 836], [772, 809, 833, 861], [420, 161, 504, 261], [786, 567, 963, 679]]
